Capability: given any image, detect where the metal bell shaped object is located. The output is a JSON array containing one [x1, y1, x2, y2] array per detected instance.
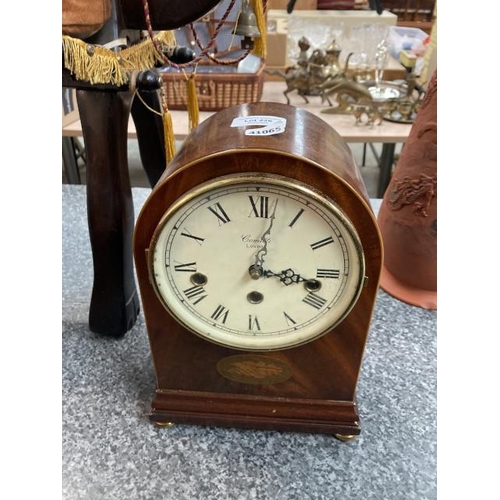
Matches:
[[233, 0, 261, 49]]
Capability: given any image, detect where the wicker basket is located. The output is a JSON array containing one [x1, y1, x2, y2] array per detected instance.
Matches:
[[161, 63, 265, 112]]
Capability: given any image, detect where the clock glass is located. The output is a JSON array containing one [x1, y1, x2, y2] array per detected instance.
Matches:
[[149, 174, 365, 351]]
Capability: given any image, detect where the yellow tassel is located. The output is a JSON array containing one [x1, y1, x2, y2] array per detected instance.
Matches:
[[186, 73, 200, 131], [251, 0, 267, 59], [162, 109, 176, 164], [160, 85, 175, 165], [160, 85, 176, 164]]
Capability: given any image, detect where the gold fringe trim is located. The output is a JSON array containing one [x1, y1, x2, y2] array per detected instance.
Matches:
[[251, 0, 267, 59], [62, 31, 176, 86]]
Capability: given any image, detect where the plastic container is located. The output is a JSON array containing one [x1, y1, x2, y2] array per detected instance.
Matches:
[[388, 26, 428, 61]]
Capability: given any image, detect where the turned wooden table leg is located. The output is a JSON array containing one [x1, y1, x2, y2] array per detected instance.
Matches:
[[76, 89, 140, 336]]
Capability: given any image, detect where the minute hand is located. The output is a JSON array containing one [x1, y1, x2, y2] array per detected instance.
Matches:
[[254, 199, 279, 269]]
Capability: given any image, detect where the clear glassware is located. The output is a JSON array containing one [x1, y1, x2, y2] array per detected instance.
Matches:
[[330, 21, 344, 44], [287, 18, 331, 66], [367, 25, 400, 101]]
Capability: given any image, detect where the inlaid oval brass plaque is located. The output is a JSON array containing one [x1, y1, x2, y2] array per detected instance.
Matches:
[[217, 355, 292, 385]]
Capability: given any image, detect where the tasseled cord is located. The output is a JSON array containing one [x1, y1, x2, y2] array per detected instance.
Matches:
[[186, 71, 200, 131], [251, 0, 267, 59], [160, 86, 176, 165], [134, 82, 176, 166]]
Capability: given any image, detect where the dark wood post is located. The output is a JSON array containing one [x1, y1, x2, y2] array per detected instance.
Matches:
[[76, 89, 140, 336]]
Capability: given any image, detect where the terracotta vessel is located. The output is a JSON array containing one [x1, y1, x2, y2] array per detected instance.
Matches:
[[377, 70, 437, 310]]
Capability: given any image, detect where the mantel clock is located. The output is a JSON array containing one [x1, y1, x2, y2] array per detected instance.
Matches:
[[133, 102, 383, 438]]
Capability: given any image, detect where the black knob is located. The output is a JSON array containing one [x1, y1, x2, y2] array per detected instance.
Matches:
[[158, 46, 196, 66], [136, 70, 162, 90]]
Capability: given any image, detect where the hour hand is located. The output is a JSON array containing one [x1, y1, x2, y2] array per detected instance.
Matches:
[[247, 265, 296, 282], [249, 266, 322, 290], [265, 268, 306, 286]]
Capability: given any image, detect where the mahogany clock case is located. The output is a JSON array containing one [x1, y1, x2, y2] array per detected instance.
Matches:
[[133, 102, 383, 435]]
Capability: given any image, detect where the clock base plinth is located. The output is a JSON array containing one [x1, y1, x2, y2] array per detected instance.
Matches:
[[149, 389, 361, 436]]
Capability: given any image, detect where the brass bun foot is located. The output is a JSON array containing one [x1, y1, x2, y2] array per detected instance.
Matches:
[[334, 433, 357, 442], [154, 421, 175, 428]]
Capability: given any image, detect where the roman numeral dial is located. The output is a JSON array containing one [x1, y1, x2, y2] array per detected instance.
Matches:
[[149, 176, 365, 351]]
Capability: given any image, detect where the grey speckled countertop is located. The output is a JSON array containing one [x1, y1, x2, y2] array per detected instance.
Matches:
[[62, 185, 436, 500]]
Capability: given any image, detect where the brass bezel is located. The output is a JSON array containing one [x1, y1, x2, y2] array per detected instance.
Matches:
[[147, 173, 366, 351]]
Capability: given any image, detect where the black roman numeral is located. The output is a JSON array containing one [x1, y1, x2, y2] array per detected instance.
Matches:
[[316, 269, 340, 279], [207, 202, 231, 225], [174, 261, 197, 272], [211, 305, 229, 324], [303, 292, 327, 310], [288, 208, 304, 228], [181, 229, 205, 245], [248, 315, 261, 331], [183, 285, 208, 305], [283, 311, 297, 326], [248, 196, 270, 218], [310, 236, 334, 250]]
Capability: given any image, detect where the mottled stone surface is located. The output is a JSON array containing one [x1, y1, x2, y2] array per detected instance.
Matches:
[[62, 186, 436, 500]]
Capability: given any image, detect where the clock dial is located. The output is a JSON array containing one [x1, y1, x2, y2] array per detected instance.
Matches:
[[149, 174, 365, 351]]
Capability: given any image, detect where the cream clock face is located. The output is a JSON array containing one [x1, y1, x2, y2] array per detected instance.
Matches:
[[149, 174, 365, 351]]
